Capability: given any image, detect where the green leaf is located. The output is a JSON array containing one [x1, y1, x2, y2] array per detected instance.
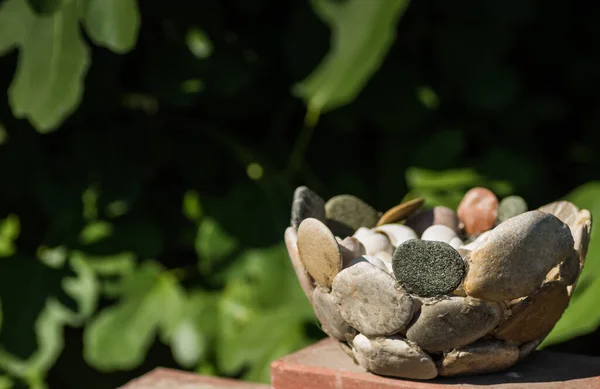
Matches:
[[195, 217, 237, 271], [293, 0, 411, 115], [182, 190, 203, 222], [0, 375, 13, 389], [8, 0, 90, 132], [62, 254, 99, 320], [543, 182, 600, 347], [82, 0, 140, 54], [25, 0, 66, 15], [37, 246, 68, 269], [0, 214, 19, 257], [0, 0, 35, 56], [79, 221, 113, 244]]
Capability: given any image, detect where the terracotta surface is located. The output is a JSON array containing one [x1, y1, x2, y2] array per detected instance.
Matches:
[[119, 368, 270, 389], [271, 338, 600, 389]]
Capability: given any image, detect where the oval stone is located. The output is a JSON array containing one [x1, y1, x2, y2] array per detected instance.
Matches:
[[374, 224, 419, 247], [337, 236, 366, 268], [325, 194, 379, 233], [465, 211, 574, 301], [405, 206, 460, 236], [297, 218, 343, 288], [406, 297, 502, 352], [437, 341, 519, 377], [376, 198, 424, 226], [358, 233, 394, 256], [495, 281, 570, 343], [284, 227, 315, 302], [421, 225, 459, 244], [352, 334, 437, 379], [457, 187, 499, 236], [392, 239, 466, 297], [349, 255, 388, 272], [333, 261, 414, 336], [312, 286, 357, 341], [538, 201, 579, 230], [290, 186, 327, 229], [498, 195, 528, 223]]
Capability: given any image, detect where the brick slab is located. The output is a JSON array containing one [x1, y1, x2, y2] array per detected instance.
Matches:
[[119, 368, 270, 389], [271, 338, 600, 389]]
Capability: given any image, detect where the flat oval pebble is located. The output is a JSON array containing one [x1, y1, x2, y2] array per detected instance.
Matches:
[[337, 236, 366, 268], [437, 341, 519, 377], [352, 334, 437, 379], [495, 281, 569, 343], [392, 239, 466, 297], [332, 261, 414, 336], [297, 218, 343, 288], [312, 286, 357, 341], [325, 194, 379, 234], [457, 187, 499, 236], [405, 297, 502, 352], [376, 198, 424, 226], [358, 232, 394, 256], [421, 225, 459, 244], [349, 255, 388, 272], [374, 224, 418, 247], [465, 211, 574, 301], [538, 201, 579, 230], [284, 227, 315, 302], [497, 195, 528, 223], [290, 186, 326, 229], [405, 206, 460, 236]]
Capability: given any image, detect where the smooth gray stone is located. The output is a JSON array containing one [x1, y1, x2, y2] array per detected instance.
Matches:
[[333, 262, 414, 337], [437, 340, 519, 376], [325, 194, 379, 233], [405, 297, 502, 352], [352, 334, 438, 379], [290, 186, 326, 229], [312, 286, 357, 341]]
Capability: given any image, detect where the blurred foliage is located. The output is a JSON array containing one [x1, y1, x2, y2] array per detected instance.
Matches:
[[0, 0, 599, 388]]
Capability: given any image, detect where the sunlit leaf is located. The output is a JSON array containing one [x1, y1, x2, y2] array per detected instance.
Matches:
[[293, 0, 411, 116], [62, 254, 99, 320], [0, 0, 35, 56], [82, 0, 140, 54], [25, 0, 65, 15], [37, 246, 68, 269], [195, 217, 237, 271], [0, 214, 19, 257], [183, 190, 203, 221], [0, 375, 13, 389], [79, 221, 113, 244], [186, 28, 213, 59], [8, 0, 90, 132], [170, 319, 205, 369]]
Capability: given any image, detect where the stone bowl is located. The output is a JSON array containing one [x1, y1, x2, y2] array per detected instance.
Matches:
[[284, 186, 592, 379]]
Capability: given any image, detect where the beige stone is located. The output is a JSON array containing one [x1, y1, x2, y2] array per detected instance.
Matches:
[[284, 227, 314, 302], [297, 218, 343, 288], [437, 341, 519, 377]]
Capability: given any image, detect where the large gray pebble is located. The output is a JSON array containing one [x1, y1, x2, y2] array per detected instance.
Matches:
[[465, 211, 574, 301], [406, 297, 502, 352], [333, 261, 414, 337], [437, 341, 519, 377], [284, 227, 314, 302], [352, 334, 437, 379], [312, 286, 356, 341], [290, 186, 326, 228]]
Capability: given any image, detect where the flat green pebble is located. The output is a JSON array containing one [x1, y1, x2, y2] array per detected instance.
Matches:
[[392, 239, 466, 297], [497, 195, 528, 222], [325, 194, 379, 234]]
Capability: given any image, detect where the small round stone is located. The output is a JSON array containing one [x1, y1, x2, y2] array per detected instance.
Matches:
[[392, 239, 466, 297], [333, 261, 414, 337], [538, 200, 579, 230], [357, 232, 394, 256], [495, 281, 570, 343], [405, 206, 460, 236], [352, 334, 437, 379], [349, 255, 388, 272], [465, 211, 574, 301], [457, 187, 499, 236], [498, 195, 528, 223], [325, 194, 379, 233], [284, 227, 315, 302], [437, 341, 519, 377], [421, 225, 459, 244], [290, 186, 326, 229], [297, 218, 343, 288], [312, 286, 357, 341], [337, 236, 366, 268], [376, 198, 424, 226], [373, 224, 418, 247], [405, 297, 503, 352]]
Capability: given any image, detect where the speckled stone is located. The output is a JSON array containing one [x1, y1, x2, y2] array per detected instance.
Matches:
[[376, 198, 424, 226], [333, 261, 414, 337], [325, 194, 379, 233], [405, 206, 460, 236], [437, 341, 519, 377], [457, 187, 499, 236], [312, 286, 357, 341], [284, 227, 315, 302], [373, 224, 418, 247], [465, 211, 574, 301], [392, 239, 466, 298], [498, 195, 528, 223], [421, 225, 459, 244], [405, 297, 503, 352], [538, 200, 579, 230], [337, 236, 366, 268], [352, 334, 437, 379], [290, 186, 326, 229], [495, 281, 570, 343], [297, 218, 343, 288]]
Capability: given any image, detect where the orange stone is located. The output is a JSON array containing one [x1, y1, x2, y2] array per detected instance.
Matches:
[[457, 187, 499, 236]]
